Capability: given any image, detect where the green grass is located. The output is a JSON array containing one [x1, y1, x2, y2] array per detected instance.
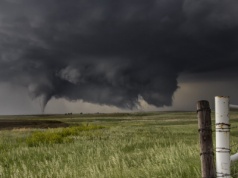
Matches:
[[26, 125, 104, 146], [0, 111, 238, 177]]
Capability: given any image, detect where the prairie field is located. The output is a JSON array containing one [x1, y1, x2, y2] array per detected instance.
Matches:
[[1, 111, 238, 178]]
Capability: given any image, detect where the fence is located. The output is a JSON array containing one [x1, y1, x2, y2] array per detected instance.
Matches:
[[197, 96, 238, 178]]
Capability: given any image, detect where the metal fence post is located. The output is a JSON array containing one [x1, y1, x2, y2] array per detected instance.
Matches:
[[215, 96, 230, 178]]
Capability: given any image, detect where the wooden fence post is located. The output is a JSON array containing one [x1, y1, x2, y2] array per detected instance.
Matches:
[[197, 100, 216, 178]]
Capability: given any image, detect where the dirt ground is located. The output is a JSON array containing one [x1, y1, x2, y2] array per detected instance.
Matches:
[[0, 120, 69, 130]]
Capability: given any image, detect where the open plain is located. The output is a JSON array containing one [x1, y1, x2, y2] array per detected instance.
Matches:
[[1, 111, 238, 178]]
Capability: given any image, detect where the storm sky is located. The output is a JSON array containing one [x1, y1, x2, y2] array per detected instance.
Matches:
[[1, 0, 238, 114]]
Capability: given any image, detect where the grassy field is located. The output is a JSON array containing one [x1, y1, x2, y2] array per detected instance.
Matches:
[[1, 111, 238, 178]]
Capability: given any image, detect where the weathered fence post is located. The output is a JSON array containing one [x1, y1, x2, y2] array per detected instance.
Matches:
[[197, 100, 216, 178], [215, 96, 230, 178]]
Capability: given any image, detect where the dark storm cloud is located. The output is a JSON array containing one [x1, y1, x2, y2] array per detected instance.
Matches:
[[0, 0, 238, 110]]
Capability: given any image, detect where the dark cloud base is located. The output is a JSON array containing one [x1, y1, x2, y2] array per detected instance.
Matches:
[[0, 0, 238, 111]]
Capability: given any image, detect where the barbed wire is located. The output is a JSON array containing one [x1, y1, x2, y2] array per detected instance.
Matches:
[[197, 121, 238, 177]]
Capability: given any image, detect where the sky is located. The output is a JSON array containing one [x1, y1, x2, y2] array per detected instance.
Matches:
[[0, 0, 238, 115]]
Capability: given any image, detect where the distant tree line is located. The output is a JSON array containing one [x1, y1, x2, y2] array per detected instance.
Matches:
[[65, 113, 72, 115]]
